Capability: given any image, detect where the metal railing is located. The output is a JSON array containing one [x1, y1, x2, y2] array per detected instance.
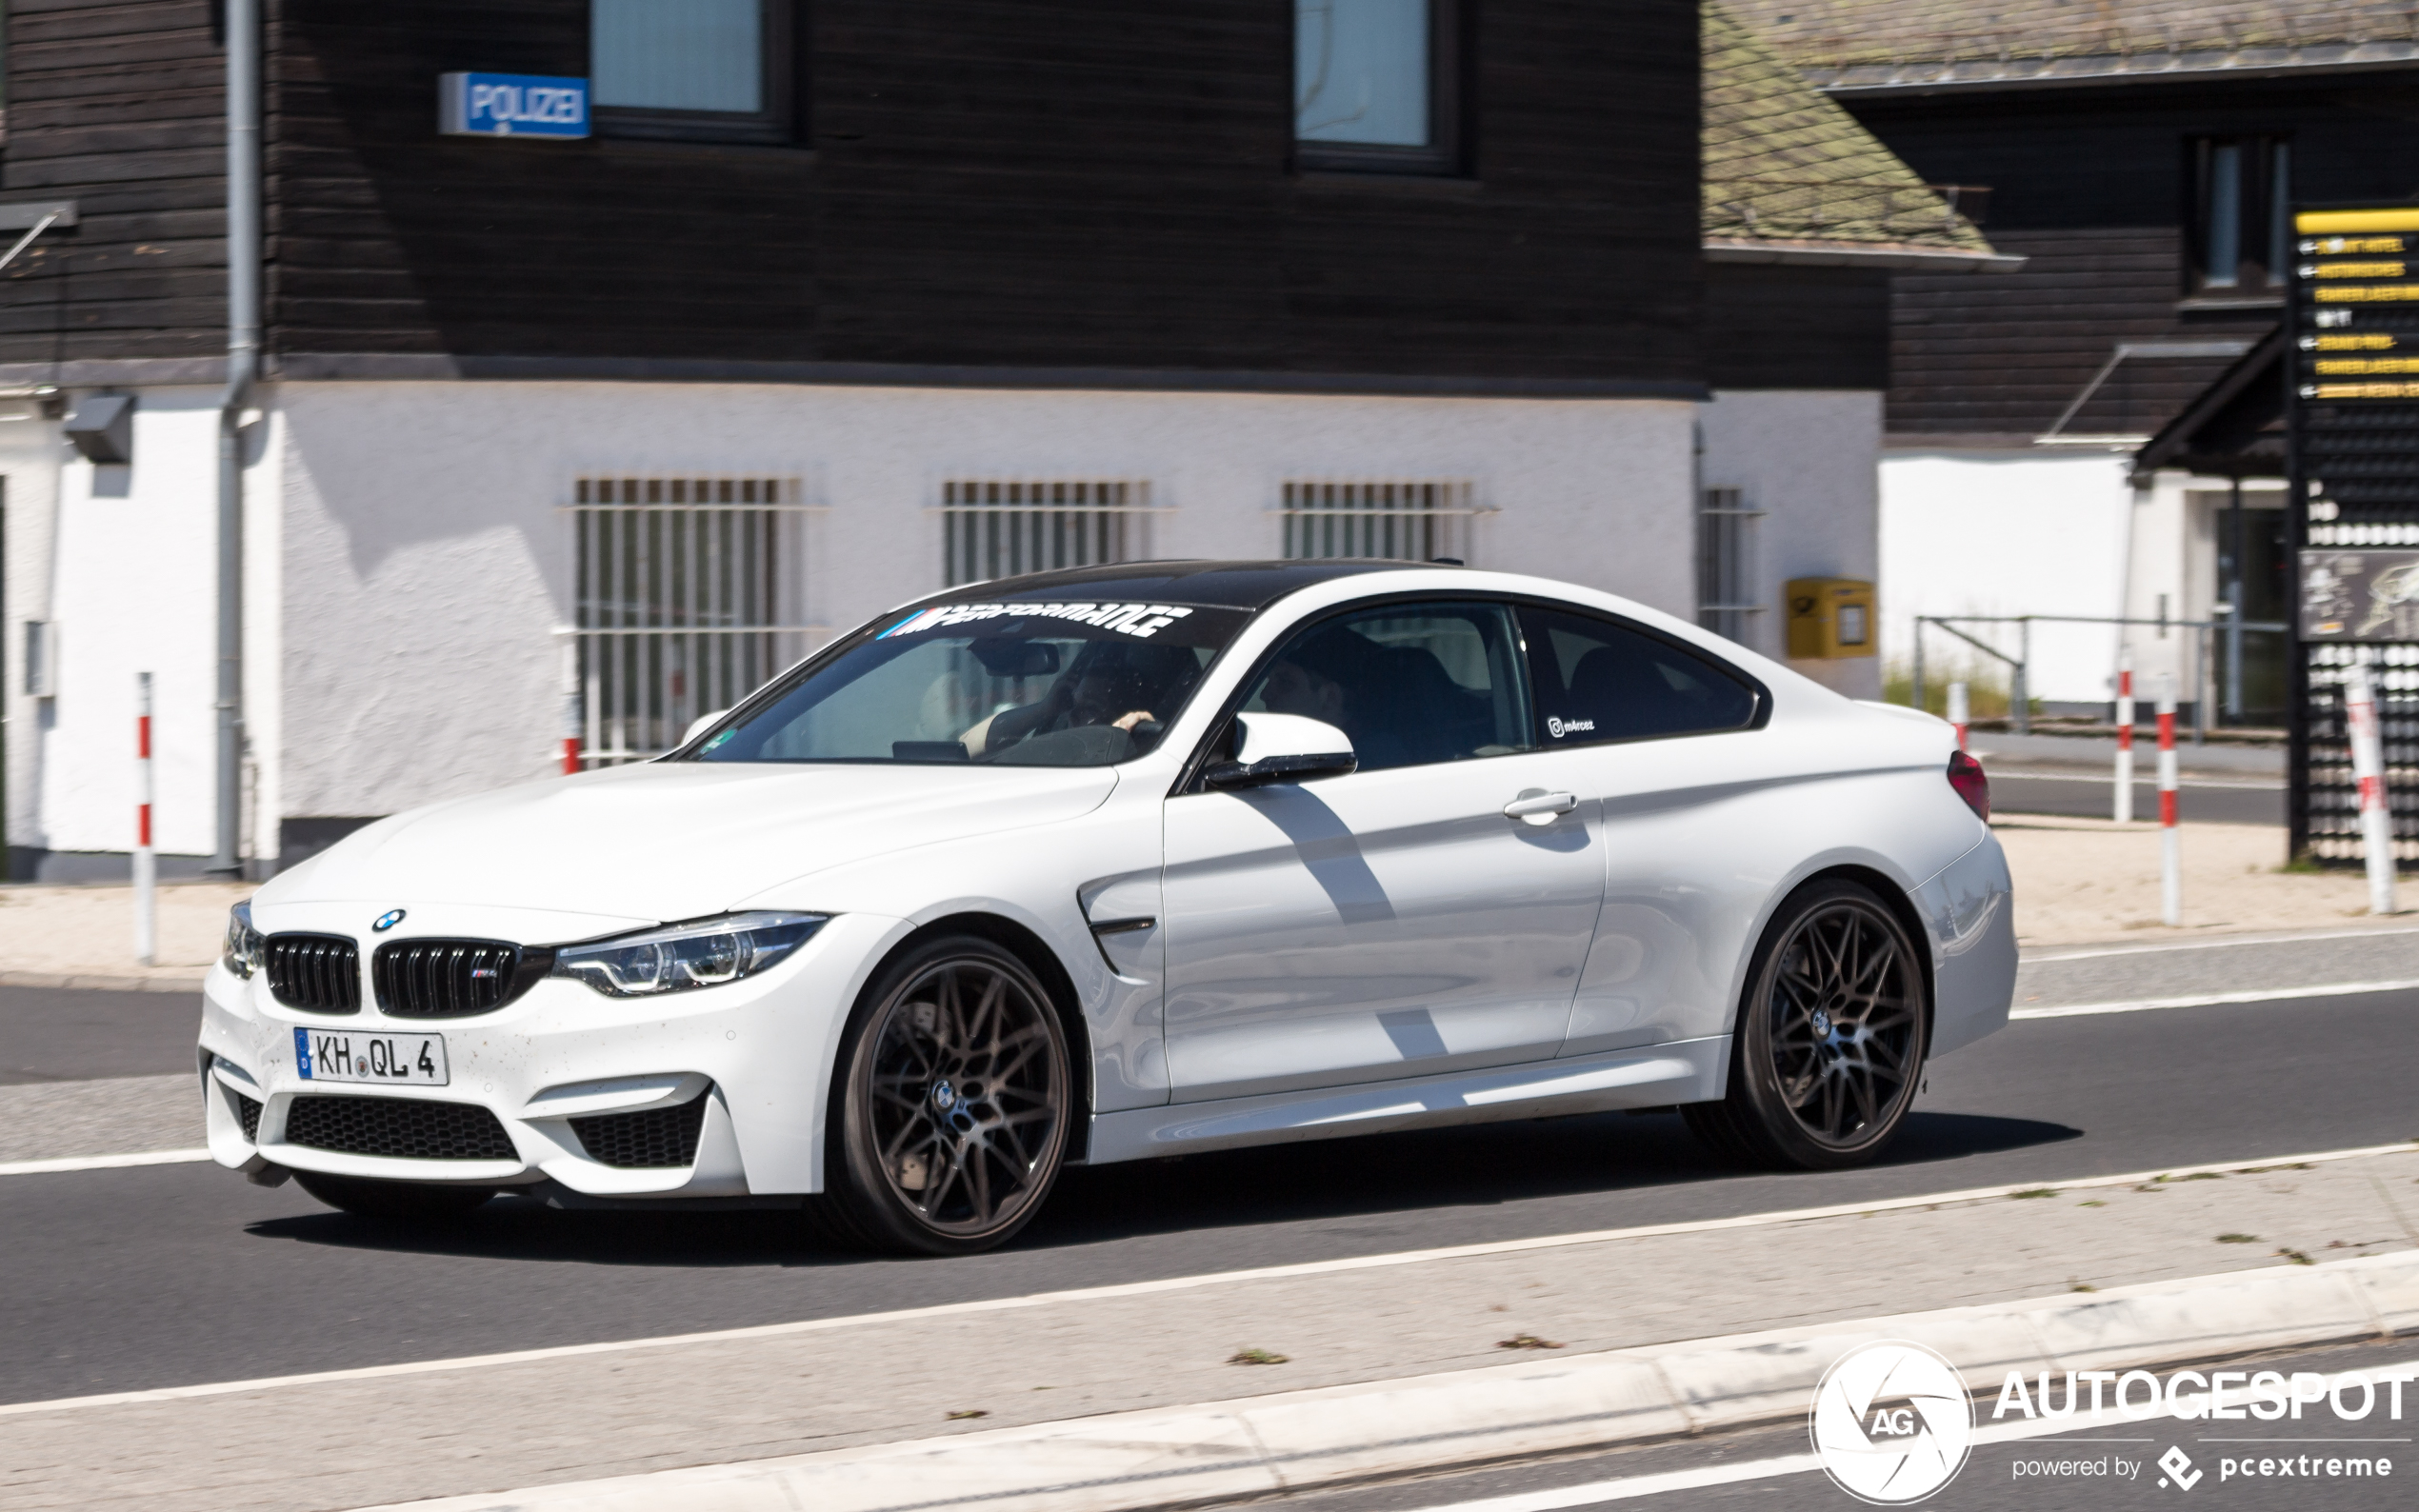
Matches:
[[1910, 612, 2288, 742]]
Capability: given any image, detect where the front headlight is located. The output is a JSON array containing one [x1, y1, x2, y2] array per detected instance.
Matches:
[[223, 901, 265, 978], [551, 911, 828, 998]]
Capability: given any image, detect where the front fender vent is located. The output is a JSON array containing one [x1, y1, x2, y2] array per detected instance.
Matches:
[[372, 939, 551, 1018]]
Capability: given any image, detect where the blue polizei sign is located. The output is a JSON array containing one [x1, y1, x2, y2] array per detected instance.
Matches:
[[438, 72, 590, 139]]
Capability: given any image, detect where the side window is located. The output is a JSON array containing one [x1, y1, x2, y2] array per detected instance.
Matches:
[[1239, 601, 1531, 772], [1519, 606, 1758, 745]]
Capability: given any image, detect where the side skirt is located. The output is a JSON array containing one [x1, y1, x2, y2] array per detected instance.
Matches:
[[1086, 1037, 1729, 1165]]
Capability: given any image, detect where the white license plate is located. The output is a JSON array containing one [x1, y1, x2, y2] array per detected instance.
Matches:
[[292, 1027, 449, 1086]]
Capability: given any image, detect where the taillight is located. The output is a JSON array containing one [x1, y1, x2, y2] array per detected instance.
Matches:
[[1948, 749, 1989, 821]]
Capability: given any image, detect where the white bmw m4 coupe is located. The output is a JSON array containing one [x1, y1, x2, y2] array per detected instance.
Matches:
[[202, 561, 2014, 1254]]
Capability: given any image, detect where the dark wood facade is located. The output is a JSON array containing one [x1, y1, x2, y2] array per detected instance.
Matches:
[[1842, 70, 2419, 441], [1703, 262, 1889, 390], [0, 0, 1708, 391]]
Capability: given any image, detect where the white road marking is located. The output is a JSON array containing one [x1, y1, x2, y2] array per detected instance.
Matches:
[[1, 1139, 2410, 1420], [2013, 978, 2419, 1019], [0, 1147, 210, 1178], [2027, 925, 2419, 963], [1386, 1358, 2419, 1510]]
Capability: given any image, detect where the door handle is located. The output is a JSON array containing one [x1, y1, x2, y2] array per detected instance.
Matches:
[[1503, 789, 1579, 825]]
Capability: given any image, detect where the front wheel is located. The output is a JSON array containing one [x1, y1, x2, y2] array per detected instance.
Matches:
[[1685, 879, 1928, 1170], [292, 1170, 495, 1220], [808, 935, 1072, 1256]]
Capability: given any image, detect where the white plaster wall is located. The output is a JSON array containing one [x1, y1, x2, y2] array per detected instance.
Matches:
[[16, 386, 284, 859], [2107, 472, 2288, 710], [1696, 389, 1883, 700], [0, 405, 67, 857], [1878, 448, 2134, 705], [278, 381, 1695, 828]]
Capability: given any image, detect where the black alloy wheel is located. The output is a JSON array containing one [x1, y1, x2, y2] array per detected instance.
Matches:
[[810, 935, 1072, 1256], [1685, 878, 1928, 1170], [292, 1170, 496, 1220]]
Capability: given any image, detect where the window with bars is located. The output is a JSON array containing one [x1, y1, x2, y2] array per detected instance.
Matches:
[[1696, 487, 1763, 646], [940, 480, 1154, 587], [1278, 479, 1479, 563], [569, 475, 817, 766]]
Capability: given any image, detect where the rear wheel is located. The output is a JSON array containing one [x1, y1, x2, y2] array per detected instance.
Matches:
[[292, 1170, 495, 1220], [807, 935, 1072, 1256], [1685, 878, 1928, 1170]]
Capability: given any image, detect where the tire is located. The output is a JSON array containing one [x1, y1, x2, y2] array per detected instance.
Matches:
[[808, 934, 1073, 1256], [1685, 878, 1929, 1170], [292, 1170, 495, 1220]]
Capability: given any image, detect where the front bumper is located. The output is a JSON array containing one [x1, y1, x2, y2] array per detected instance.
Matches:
[[198, 910, 901, 1196]]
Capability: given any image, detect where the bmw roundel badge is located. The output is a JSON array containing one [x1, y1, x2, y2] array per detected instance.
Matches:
[[372, 908, 407, 932]]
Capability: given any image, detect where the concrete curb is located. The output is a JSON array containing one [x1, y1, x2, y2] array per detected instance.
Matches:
[[358, 1248, 2419, 1512], [0, 970, 206, 992]]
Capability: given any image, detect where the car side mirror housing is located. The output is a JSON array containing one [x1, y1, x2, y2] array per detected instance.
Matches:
[[1203, 712, 1357, 789]]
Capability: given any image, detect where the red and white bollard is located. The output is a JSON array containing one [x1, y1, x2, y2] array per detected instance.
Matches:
[[133, 671, 156, 967], [1946, 681, 1969, 751], [2157, 673, 2180, 926], [2342, 660, 2399, 916], [559, 634, 584, 776], [2112, 650, 2134, 825]]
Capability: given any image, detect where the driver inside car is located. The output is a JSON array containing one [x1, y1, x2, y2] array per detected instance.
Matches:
[[962, 643, 1200, 757]]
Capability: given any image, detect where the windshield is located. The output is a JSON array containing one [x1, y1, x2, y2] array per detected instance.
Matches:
[[692, 599, 1250, 767]]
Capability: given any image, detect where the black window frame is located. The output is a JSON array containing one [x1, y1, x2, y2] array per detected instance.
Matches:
[[1291, 0, 1466, 178], [1516, 602, 1769, 749], [590, 0, 805, 147], [2183, 133, 2291, 303]]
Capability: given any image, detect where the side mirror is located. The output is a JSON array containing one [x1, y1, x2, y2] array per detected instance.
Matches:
[[1203, 712, 1357, 789], [681, 709, 731, 746]]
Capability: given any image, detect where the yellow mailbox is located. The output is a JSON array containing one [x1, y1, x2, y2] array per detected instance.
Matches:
[[1786, 577, 1876, 660]]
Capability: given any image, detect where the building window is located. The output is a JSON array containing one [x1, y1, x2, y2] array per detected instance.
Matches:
[[591, 0, 796, 144], [941, 480, 1155, 588], [2188, 135, 2289, 297], [1294, 0, 1459, 174], [570, 476, 818, 766], [1279, 479, 1479, 562], [1696, 487, 1762, 645]]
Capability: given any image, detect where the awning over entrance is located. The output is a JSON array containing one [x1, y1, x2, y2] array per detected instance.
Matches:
[[2132, 325, 2287, 483]]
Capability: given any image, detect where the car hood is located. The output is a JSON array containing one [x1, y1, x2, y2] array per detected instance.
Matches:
[[260, 761, 1120, 926]]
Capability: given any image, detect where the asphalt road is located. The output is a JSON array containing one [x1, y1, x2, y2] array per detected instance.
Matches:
[[1258, 1337, 2419, 1512], [0, 985, 199, 1084], [4, 984, 2416, 1407], [1989, 771, 2285, 826]]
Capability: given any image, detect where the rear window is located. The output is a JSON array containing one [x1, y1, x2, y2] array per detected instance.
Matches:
[[1519, 605, 1759, 744]]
